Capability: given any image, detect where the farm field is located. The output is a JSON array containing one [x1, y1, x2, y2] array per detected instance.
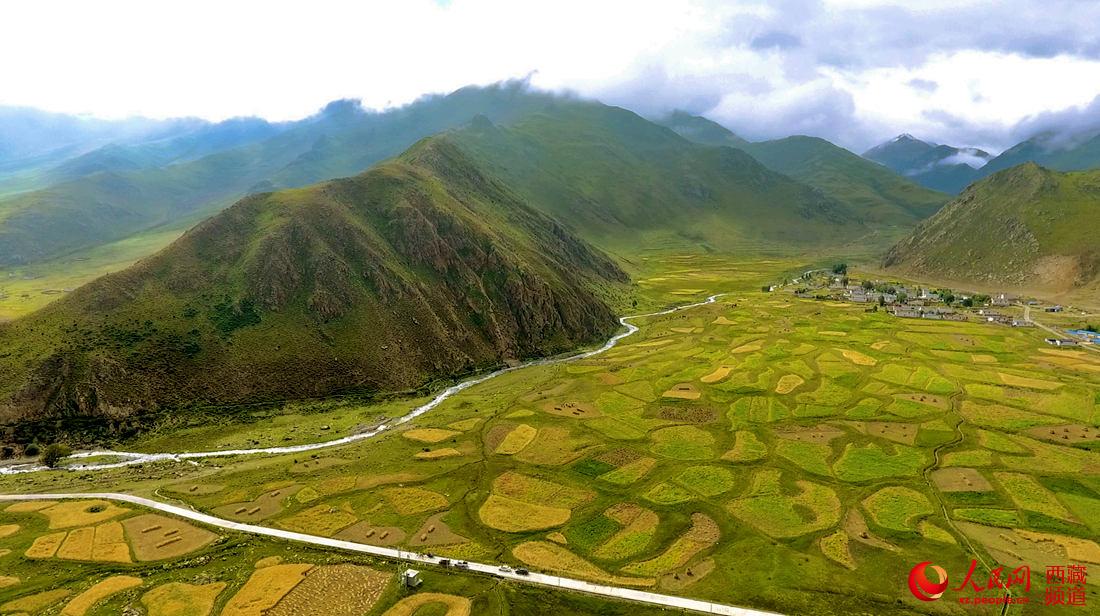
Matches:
[[2, 255, 1099, 615]]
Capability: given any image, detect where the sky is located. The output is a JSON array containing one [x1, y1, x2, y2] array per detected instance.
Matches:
[[3, 0, 1100, 152]]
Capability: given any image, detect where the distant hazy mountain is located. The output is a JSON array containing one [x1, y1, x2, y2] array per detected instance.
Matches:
[[658, 115, 947, 226], [0, 82, 565, 267], [884, 162, 1100, 291], [0, 138, 626, 424], [863, 134, 992, 194]]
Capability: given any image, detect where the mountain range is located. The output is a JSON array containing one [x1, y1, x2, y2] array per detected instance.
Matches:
[[865, 130, 1100, 194]]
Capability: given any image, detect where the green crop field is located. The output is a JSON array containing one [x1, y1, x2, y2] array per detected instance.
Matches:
[[2, 256, 1098, 615]]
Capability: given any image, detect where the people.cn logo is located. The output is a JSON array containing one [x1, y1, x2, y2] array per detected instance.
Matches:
[[909, 562, 950, 601]]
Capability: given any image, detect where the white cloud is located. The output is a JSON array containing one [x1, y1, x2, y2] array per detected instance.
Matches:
[[1, 0, 1099, 151]]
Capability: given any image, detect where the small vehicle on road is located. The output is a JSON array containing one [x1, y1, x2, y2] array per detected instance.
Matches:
[[515, 568, 530, 576]]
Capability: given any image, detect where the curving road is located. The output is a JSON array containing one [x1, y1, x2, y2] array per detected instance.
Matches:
[[0, 492, 779, 616], [0, 294, 732, 475]]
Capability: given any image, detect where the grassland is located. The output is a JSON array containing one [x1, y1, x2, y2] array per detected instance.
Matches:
[[1, 255, 1098, 615]]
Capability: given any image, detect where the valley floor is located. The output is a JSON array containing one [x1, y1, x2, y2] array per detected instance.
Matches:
[[1, 254, 1098, 615]]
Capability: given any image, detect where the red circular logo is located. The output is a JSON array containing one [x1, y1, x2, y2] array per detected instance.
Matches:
[[909, 561, 949, 601]]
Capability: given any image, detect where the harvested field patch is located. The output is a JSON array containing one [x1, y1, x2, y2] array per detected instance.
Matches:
[[506, 409, 534, 418], [932, 468, 993, 493], [622, 513, 719, 576], [845, 421, 917, 445], [971, 354, 997, 363], [659, 557, 715, 592], [212, 485, 302, 522], [961, 401, 1061, 430], [0, 524, 18, 538], [542, 400, 600, 418], [839, 349, 876, 366], [712, 316, 737, 326], [700, 366, 733, 383], [267, 564, 390, 616], [775, 375, 804, 394], [820, 530, 855, 569], [142, 582, 225, 616], [479, 495, 571, 532], [61, 575, 142, 616], [958, 522, 1100, 570], [316, 476, 357, 495], [599, 457, 657, 484], [818, 330, 848, 337], [722, 431, 767, 462], [382, 593, 471, 616], [0, 576, 17, 589], [409, 512, 468, 547], [776, 425, 844, 443], [863, 486, 932, 532], [222, 564, 313, 616], [334, 522, 405, 546], [596, 448, 642, 467], [1025, 424, 1099, 444], [844, 509, 899, 552], [25, 531, 66, 558], [662, 383, 701, 400], [402, 428, 460, 443], [513, 541, 655, 587], [871, 341, 891, 351], [277, 504, 357, 537], [495, 424, 538, 454], [415, 448, 462, 459], [39, 500, 129, 529], [382, 487, 448, 515], [0, 588, 71, 613], [121, 514, 216, 561], [164, 483, 224, 496]]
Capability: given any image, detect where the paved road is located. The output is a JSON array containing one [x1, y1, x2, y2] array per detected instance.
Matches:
[[1, 294, 731, 475], [0, 492, 780, 616], [1021, 303, 1100, 354]]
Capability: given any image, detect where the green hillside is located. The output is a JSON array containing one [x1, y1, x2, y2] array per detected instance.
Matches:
[[655, 110, 749, 147], [884, 163, 1100, 290], [980, 131, 1100, 176], [452, 105, 864, 254], [0, 138, 626, 426], [738, 136, 948, 225]]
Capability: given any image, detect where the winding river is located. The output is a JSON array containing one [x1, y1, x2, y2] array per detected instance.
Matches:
[[1, 293, 728, 475]]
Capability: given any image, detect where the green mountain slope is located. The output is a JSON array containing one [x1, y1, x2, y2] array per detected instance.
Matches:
[[739, 136, 949, 225], [884, 163, 1100, 290], [0, 138, 626, 425], [452, 105, 864, 253], [656, 115, 947, 227], [0, 83, 563, 267], [980, 131, 1100, 176]]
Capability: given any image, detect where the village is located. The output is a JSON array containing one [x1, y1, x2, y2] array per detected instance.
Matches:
[[782, 266, 1099, 348]]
